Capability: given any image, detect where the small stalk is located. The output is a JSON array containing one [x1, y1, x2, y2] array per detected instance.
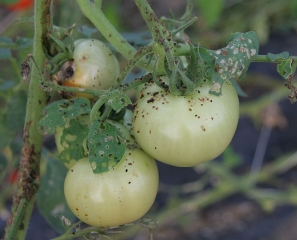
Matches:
[[76, 0, 153, 72], [4, 0, 51, 239]]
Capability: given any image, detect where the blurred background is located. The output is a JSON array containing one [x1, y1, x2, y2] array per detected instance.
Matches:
[[1, 0, 297, 239]]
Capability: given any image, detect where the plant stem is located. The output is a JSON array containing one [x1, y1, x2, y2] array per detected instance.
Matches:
[[76, 0, 153, 72], [253, 54, 297, 63], [4, 0, 51, 239]]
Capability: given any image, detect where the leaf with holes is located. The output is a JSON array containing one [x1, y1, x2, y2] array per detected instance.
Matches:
[[56, 117, 90, 166], [88, 120, 126, 173], [37, 98, 91, 135], [107, 90, 132, 111], [277, 58, 297, 80], [209, 31, 259, 95]]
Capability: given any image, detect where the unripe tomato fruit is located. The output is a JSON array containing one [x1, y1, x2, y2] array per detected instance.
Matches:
[[132, 78, 239, 167], [62, 39, 120, 99], [64, 147, 159, 227]]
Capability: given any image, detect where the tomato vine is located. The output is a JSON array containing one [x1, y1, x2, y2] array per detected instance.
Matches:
[[3, 0, 297, 239]]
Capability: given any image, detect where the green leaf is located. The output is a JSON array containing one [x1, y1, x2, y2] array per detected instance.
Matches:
[[57, 117, 89, 166], [0, 37, 17, 49], [6, 91, 27, 131], [37, 152, 76, 234], [107, 90, 132, 111], [88, 120, 126, 173], [0, 153, 8, 182], [2, 0, 18, 3], [0, 80, 15, 91], [77, 25, 98, 38], [0, 114, 14, 150], [210, 31, 259, 95], [221, 146, 242, 168], [267, 52, 290, 61], [0, 48, 11, 60], [121, 32, 152, 46], [37, 98, 91, 135], [277, 58, 297, 80], [16, 37, 33, 50], [229, 78, 247, 97]]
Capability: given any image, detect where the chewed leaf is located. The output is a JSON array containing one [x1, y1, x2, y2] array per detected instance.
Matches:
[[37, 98, 91, 135], [107, 90, 132, 111], [88, 120, 126, 173], [210, 31, 259, 95], [277, 58, 297, 103], [57, 117, 90, 166], [267, 52, 290, 61]]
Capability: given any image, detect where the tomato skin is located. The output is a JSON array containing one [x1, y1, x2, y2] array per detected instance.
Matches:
[[62, 39, 120, 99], [64, 147, 159, 227], [132, 78, 239, 167]]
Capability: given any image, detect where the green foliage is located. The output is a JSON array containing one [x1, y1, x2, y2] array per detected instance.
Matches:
[[277, 58, 297, 80], [267, 52, 290, 61], [194, 0, 223, 27], [37, 98, 91, 135], [210, 31, 259, 95], [88, 120, 126, 173], [106, 90, 132, 111], [37, 153, 76, 234], [2, 0, 297, 239], [57, 117, 89, 166], [6, 91, 27, 131], [0, 153, 8, 182]]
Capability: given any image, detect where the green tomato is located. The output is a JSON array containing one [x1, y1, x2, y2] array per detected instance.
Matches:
[[62, 39, 120, 99], [64, 146, 159, 227], [55, 115, 136, 169], [132, 78, 239, 167]]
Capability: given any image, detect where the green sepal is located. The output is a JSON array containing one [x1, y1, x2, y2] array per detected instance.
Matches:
[[165, 59, 195, 96]]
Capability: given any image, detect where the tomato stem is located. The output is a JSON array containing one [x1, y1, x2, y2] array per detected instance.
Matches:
[[112, 45, 154, 90], [252, 54, 297, 63], [4, 0, 52, 239], [76, 0, 154, 72]]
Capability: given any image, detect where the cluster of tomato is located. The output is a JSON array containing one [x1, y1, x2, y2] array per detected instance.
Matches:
[[56, 39, 239, 228]]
